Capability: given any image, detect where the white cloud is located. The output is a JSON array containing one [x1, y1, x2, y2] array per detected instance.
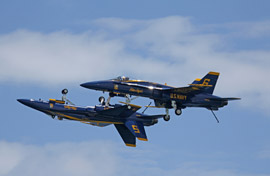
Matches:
[[0, 141, 268, 176], [0, 141, 119, 176], [208, 20, 270, 38], [0, 16, 270, 112]]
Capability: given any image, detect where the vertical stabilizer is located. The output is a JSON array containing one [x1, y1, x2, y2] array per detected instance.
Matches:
[[189, 72, 219, 94]]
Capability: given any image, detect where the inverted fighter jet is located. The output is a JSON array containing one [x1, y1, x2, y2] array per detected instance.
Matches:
[[80, 72, 240, 122], [17, 89, 164, 147]]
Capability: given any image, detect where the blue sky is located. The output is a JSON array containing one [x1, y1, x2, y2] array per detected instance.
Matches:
[[1, 0, 270, 175]]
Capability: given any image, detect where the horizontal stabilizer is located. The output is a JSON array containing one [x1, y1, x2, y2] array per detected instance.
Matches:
[[208, 97, 241, 101]]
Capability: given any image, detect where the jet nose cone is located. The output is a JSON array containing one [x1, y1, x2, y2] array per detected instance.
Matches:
[[17, 99, 35, 108], [80, 82, 91, 88], [17, 99, 29, 105], [80, 81, 108, 90]]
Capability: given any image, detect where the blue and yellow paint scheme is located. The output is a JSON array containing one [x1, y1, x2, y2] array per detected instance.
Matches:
[[17, 98, 163, 147], [80, 72, 240, 117]]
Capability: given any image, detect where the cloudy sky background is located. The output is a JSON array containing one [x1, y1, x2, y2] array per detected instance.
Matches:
[[1, 0, 270, 175]]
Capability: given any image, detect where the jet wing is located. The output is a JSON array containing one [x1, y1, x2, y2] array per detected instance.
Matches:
[[82, 121, 112, 127], [96, 104, 141, 118]]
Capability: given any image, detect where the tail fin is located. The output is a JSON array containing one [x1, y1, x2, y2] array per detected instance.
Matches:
[[189, 72, 219, 94]]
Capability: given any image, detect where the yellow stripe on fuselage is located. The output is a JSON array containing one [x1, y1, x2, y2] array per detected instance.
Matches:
[[56, 113, 123, 124]]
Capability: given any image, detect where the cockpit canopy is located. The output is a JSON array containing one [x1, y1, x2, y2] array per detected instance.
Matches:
[[112, 76, 130, 82]]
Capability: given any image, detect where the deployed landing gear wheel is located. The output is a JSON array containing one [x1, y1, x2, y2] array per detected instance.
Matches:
[[175, 109, 182, 116], [163, 115, 170, 121], [62, 88, 68, 95], [98, 96, 105, 104]]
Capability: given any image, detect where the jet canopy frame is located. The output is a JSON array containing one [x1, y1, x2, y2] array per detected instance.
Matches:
[[112, 76, 130, 82]]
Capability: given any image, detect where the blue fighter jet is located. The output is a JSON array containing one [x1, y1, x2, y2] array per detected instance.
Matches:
[[80, 72, 240, 122], [17, 89, 164, 147]]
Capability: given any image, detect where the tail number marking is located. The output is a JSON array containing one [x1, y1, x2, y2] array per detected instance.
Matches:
[[202, 79, 210, 86], [132, 125, 141, 133]]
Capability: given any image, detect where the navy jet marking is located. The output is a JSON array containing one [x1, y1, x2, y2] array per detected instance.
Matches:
[[80, 72, 240, 122], [17, 91, 164, 147]]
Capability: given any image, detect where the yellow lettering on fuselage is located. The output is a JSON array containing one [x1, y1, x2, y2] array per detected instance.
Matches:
[[129, 88, 143, 94], [64, 105, 77, 110], [170, 93, 187, 100]]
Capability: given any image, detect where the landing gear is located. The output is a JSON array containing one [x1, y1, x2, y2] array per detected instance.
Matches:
[[171, 100, 183, 116], [105, 92, 117, 106], [61, 89, 68, 101], [61, 89, 74, 105], [106, 97, 111, 106], [163, 115, 170, 121], [164, 108, 170, 121], [98, 96, 105, 105], [175, 109, 182, 116], [99, 92, 115, 106], [62, 88, 68, 95], [125, 94, 138, 104]]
